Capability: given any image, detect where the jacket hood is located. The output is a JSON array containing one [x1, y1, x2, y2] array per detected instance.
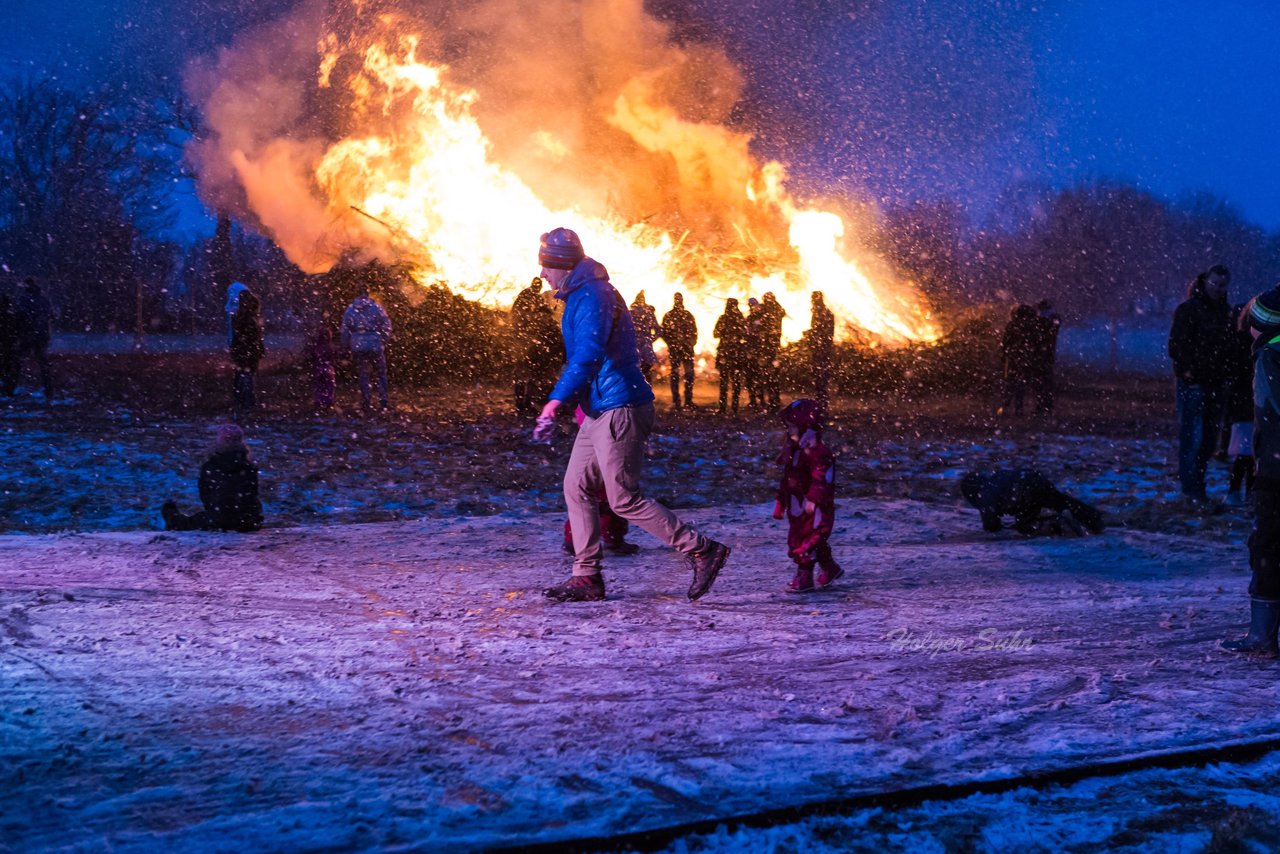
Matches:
[[553, 258, 609, 300], [225, 282, 248, 313]]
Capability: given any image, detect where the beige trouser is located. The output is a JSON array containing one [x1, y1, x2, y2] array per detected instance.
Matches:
[[565, 403, 708, 575]]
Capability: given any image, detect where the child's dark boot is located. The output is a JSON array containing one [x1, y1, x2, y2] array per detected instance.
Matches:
[[786, 565, 815, 593]]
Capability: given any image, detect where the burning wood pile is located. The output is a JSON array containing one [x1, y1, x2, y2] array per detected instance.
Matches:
[[186, 0, 939, 354]]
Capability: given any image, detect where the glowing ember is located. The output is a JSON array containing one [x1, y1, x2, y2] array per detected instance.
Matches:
[[189, 1, 939, 350]]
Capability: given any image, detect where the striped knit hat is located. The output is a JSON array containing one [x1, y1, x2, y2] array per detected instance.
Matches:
[[538, 227, 585, 271], [1249, 285, 1280, 349]]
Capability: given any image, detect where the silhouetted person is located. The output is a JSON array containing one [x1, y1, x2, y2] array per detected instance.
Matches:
[[808, 291, 835, 417], [13, 278, 54, 400], [756, 292, 785, 410], [713, 298, 746, 414], [662, 293, 697, 409], [0, 292, 18, 396], [961, 469, 1104, 536], [1033, 299, 1061, 414], [229, 290, 264, 417], [307, 316, 337, 412], [512, 277, 557, 416], [1168, 265, 1232, 503], [630, 290, 662, 383], [341, 285, 392, 412], [999, 305, 1039, 416], [224, 281, 247, 347]]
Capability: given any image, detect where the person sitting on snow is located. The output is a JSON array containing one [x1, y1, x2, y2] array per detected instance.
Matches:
[[960, 469, 1104, 536], [162, 424, 263, 533], [773, 399, 843, 593]]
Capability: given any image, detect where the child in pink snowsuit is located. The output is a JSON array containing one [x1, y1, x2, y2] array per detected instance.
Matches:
[[774, 398, 842, 592]]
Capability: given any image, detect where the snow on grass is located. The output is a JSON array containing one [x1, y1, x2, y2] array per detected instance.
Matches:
[[1, 500, 1275, 850]]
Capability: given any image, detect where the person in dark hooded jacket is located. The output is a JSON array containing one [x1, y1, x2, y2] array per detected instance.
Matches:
[[230, 290, 264, 415], [1168, 265, 1232, 501], [713, 298, 746, 414], [960, 469, 1104, 536], [999, 305, 1039, 416], [1223, 286, 1280, 655], [662, 293, 697, 410], [13, 278, 54, 399], [162, 424, 263, 532]]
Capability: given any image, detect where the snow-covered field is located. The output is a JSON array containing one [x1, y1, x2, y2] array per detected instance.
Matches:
[[3, 498, 1274, 851]]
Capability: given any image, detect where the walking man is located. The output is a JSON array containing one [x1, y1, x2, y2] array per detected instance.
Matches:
[[533, 227, 730, 602]]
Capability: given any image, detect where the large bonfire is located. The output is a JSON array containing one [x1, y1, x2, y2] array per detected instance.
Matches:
[[186, 0, 939, 350]]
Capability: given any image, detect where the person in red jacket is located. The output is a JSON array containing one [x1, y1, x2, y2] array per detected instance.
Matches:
[[773, 399, 842, 593]]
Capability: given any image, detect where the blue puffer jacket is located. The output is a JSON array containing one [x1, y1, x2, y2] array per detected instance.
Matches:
[[550, 258, 654, 417]]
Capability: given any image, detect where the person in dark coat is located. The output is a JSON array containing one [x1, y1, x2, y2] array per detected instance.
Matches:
[[512, 277, 547, 415], [808, 291, 835, 417], [1032, 299, 1061, 414], [0, 292, 19, 396], [230, 290, 264, 416], [999, 305, 1039, 416], [1224, 287, 1280, 655], [1168, 265, 1232, 502], [630, 291, 662, 383], [307, 316, 337, 412], [162, 424, 263, 532], [756, 292, 785, 410], [661, 293, 698, 410], [713, 298, 746, 414], [960, 469, 1104, 536], [13, 278, 54, 399]]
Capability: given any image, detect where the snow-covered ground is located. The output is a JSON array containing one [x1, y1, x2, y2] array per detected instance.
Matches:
[[3, 499, 1274, 851]]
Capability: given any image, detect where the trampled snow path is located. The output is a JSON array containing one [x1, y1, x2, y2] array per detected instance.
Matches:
[[1, 500, 1275, 850]]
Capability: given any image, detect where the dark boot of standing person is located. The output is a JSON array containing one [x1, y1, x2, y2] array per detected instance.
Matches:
[[1222, 598, 1280, 656]]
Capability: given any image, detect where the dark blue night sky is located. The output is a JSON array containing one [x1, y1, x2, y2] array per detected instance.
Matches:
[[4, 0, 1279, 232]]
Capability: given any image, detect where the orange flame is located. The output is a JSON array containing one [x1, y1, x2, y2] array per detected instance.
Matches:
[[192, 2, 939, 350]]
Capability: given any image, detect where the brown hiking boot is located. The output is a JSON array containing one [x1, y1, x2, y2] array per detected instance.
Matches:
[[544, 574, 606, 602], [687, 541, 730, 601]]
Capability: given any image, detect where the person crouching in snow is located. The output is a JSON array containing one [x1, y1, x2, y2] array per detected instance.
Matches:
[[162, 424, 263, 532], [960, 469, 1104, 536], [774, 399, 842, 592]]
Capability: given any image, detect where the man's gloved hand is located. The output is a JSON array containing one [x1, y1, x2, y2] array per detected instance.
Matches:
[[772, 500, 785, 520]]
